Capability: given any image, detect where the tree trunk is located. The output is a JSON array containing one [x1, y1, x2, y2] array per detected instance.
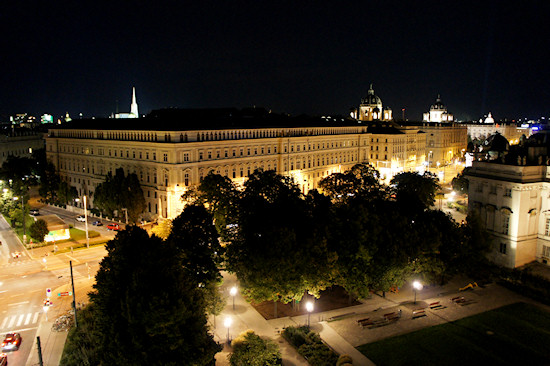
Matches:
[[274, 301, 277, 318], [382, 290, 386, 298]]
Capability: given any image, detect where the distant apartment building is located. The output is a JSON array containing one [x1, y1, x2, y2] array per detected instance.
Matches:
[[0, 131, 44, 167], [467, 130, 550, 268], [45, 108, 428, 221], [465, 122, 531, 145]]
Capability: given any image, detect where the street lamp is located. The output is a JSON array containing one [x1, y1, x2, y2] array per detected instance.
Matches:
[[76, 196, 90, 249], [306, 301, 314, 328], [224, 316, 233, 344], [13, 196, 26, 243], [413, 281, 423, 304], [43, 305, 49, 321], [230, 286, 237, 310]]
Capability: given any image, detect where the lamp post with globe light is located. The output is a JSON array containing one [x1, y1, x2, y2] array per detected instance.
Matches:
[[224, 316, 233, 344], [306, 301, 314, 328], [75, 196, 90, 249], [413, 281, 423, 304], [230, 286, 237, 310]]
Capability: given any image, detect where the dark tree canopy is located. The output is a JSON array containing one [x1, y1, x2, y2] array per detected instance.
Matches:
[[451, 168, 470, 194], [319, 163, 386, 204], [29, 219, 49, 242], [89, 226, 219, 365], [390, 172, 440, 212], [183, 172, 240, 241], [94, 168, 146, 222], [167, 204, 223, 286], [227, 169, 334, 303]]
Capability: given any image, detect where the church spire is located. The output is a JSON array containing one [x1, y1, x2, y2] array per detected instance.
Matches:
[[130, 86, 139, 118]]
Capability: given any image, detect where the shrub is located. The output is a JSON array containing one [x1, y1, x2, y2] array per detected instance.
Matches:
[[229, 330, 281, 366], [283, 326, 338, 366], [337, 354, 353, 365]]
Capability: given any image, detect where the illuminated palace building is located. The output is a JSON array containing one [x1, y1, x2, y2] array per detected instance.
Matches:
[[46, 108, 426, 221]]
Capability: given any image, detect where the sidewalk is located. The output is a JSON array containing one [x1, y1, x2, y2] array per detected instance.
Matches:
[[26, 275, 94, 365], [213, 272, 307, 366]]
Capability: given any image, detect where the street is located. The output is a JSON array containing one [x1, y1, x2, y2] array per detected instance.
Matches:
[[0, 208, 108, 366]]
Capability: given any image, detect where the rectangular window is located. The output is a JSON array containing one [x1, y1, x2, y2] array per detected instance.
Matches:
[[183, 153, 189, 162], [504, 188, 512, 197], [199, 152, 203, 160], [545, 218, 550, 236], [163, 153, 168, 162], [543, 245, 550, 258], [499, 243, 507, 254], [489, 185, 497, 195], [502, 216, 510, 234]]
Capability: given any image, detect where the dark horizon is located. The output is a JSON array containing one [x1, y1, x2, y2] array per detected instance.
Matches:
[[2, 1, 550, 122]]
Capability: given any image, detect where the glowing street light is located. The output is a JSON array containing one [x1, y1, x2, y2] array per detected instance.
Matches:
[[230, 286, 237, 310], [306, 301, 314, 328], [43, 304, 49, 321], [413, 281, 423, 304], [224, 316, 233, 344]]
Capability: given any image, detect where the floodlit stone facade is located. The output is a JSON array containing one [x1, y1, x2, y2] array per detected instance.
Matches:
[[467, 162, 550, 268], [46, 111, 427, 220]]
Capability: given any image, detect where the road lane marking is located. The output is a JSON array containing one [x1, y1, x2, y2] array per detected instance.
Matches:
[[24, 313, 31, 325], [0, 317, 7, 328], [32, 312, 39, 323], [7, 301, 29, 306], [7, 316, 15, 328], [6, 326, 38, 333], [16, 314, 23, 326]]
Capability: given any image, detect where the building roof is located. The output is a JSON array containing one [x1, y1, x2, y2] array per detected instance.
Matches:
[[39, 215, 69, 231], [50, 108, 362, 131], [360, 84, 383, 106]]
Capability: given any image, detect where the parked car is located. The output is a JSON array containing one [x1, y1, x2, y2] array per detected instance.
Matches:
[[106, 223, 121, 231], [11, 252, 21, 259], [1, 333, 21, 351], [76, 215, 86, 222], [92, 220, 103, 226], [29, 209, 39, 216]]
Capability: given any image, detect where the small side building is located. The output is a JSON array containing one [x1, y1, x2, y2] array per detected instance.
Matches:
[[466, 131, 550, 268], [39, 215, 70, 242]]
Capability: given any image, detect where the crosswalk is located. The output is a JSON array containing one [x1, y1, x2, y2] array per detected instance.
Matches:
[[0, 312, 41, 331], [3, 259, 33, 266]]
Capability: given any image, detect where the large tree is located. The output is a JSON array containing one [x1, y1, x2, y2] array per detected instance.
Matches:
[[226, 170, 334, 305], [182, 172, 240, 241], [390, 172, 440, 212], [94, 168, 146, 222], [319, 163, 386, 204], [167, 205, 223, 286], [90, 226, 220, 365], [29, 219, 49, 242]]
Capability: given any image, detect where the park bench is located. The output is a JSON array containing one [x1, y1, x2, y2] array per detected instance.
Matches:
[[451, 296, 464, 303], [356, 318, 370, 326], [412, 309, 426, 319], [328, 312, 355, 321], [429, 301, 446, 310], [384, 312, 400, 321]]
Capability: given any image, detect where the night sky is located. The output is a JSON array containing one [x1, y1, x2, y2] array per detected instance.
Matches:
[[3, 1, 550, 122]]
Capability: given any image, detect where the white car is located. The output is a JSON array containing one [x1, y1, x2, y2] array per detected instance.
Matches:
[[11, 252, 21, 259], [76, 215, 86, 222]]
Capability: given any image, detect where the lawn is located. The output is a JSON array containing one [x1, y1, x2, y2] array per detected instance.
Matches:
[[69, 227, 100, 240], [357, 302, 550, 366]]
